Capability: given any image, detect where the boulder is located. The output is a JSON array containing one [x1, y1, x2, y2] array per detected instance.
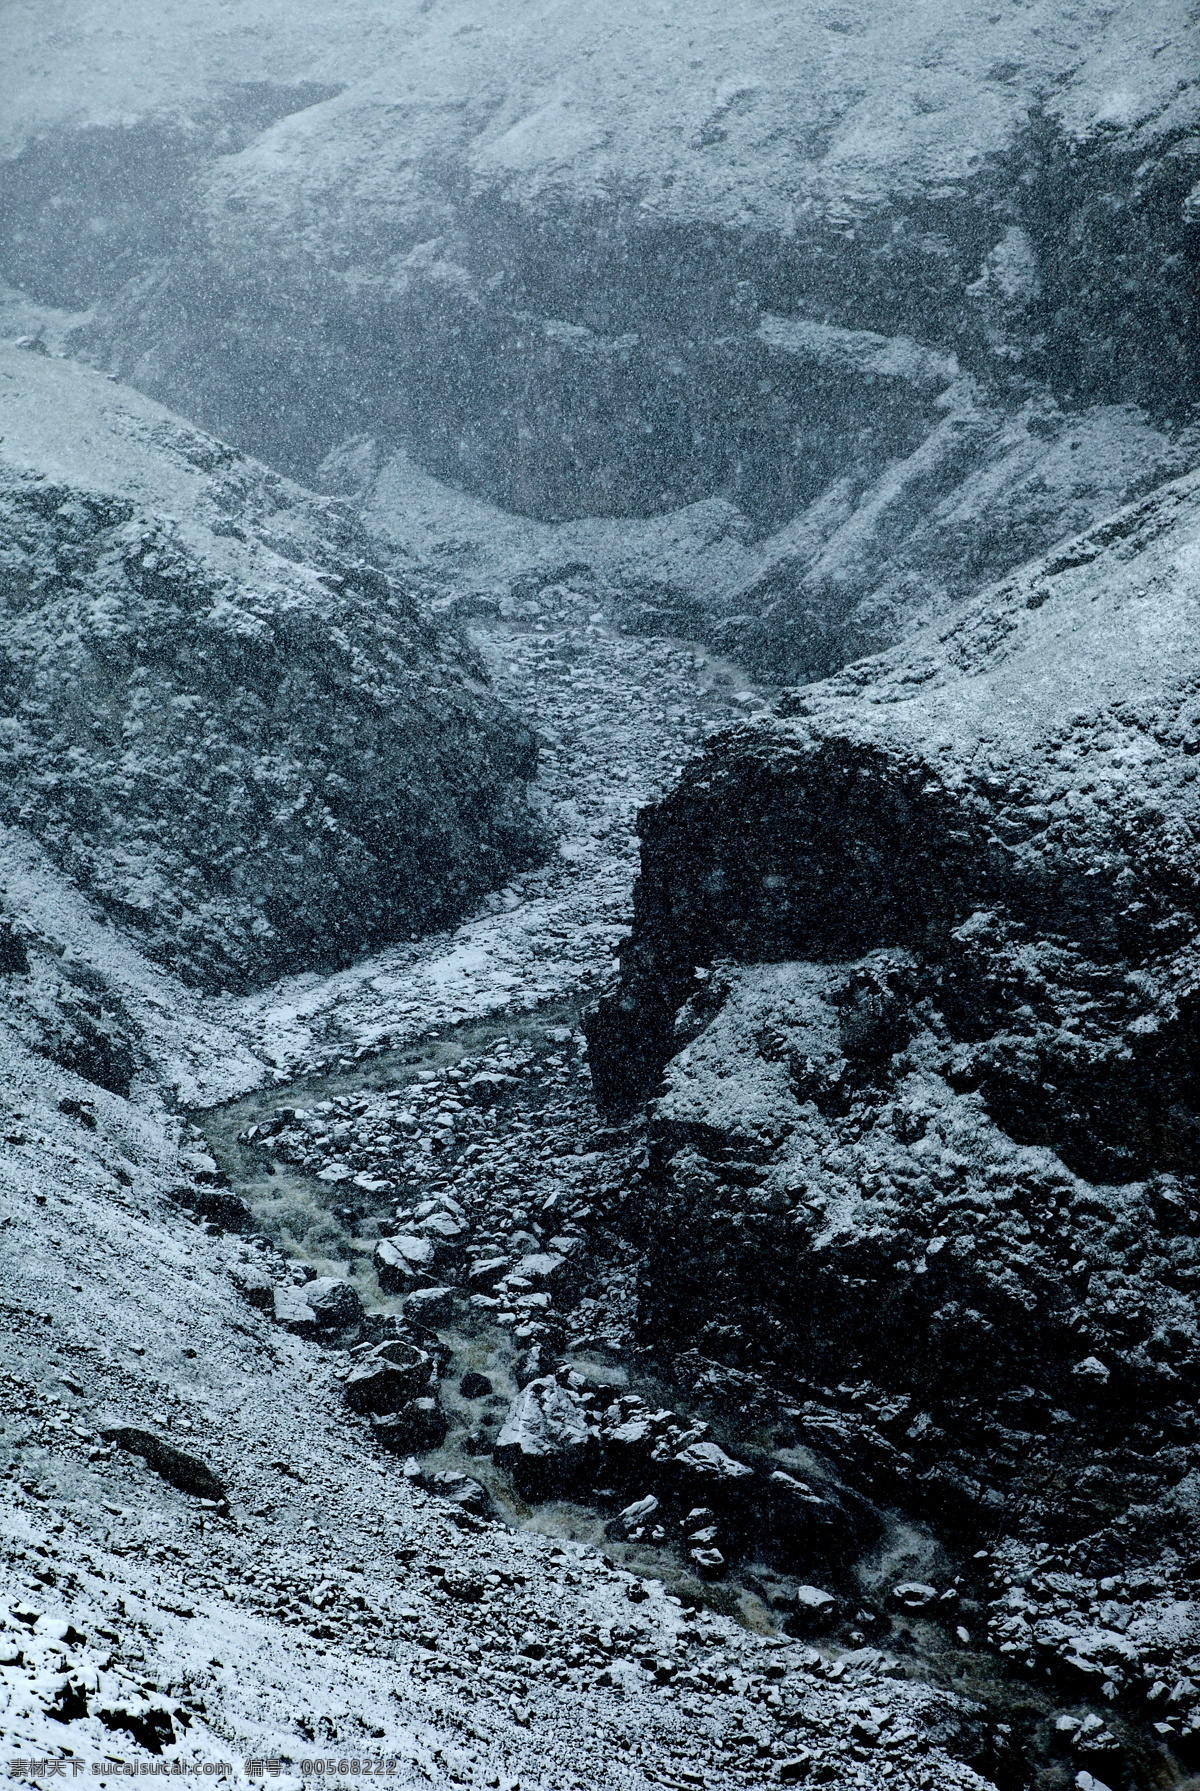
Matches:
[[786, 1586, 838, 1634], [493, 1375, 598, 1496], [374, 1235, 435, 1292], [761, 1470, 871, 1564], [273, 1276, 363, 1333], [369, 1397, 448, 1453], [184, 1186, 255, 1234], [467, 1256, 512, 1290], [228, 1260, 274, 1310], [510, 1252, 567, 1286], [672, 1441, 754, 1487], [891, 1582, 940, 1612], [343, 1341, 434, 1413], [98, 1427, 227, 1504], [402, 1285, 457, 1328], [418, 1212, 469, 1246], [617, 1495, 659, 1529], [421, 1471, 492, 1516]]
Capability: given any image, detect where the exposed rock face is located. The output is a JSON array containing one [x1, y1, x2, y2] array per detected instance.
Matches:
[[0, 347, 542, 989], [586, 467, 1200, 1697], [3, 1, 1196, 678], [590, 468, 1200, 1136]]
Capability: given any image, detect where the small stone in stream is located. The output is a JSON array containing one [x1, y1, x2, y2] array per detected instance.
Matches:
[[494, 1374, 598, 1494], [890, 1581, 939, 1610], [375, 1235, 435, 1291], [370, 1397, 448, 1451], [403, 1285, 457, 1327], [98, 1427, 227, 1502], [460, 1370, 494, 1399]]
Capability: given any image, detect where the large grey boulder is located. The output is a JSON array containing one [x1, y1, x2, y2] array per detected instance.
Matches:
[[343, 1340, 435, 1413], [374, 1234, 436, 1292], [273, 1276, 363, 1334], [493, 1374, 599, 1496]]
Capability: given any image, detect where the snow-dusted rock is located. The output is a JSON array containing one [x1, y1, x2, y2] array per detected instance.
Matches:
[[493, 1375, 599, 1494], [273, 1275, 363, 1333], [374, 1234, 435, 1291], [343, 1341, 435, 1413]]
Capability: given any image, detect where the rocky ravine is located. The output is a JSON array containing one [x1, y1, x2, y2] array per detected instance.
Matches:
[[2, 5, 1199, 1790], [586, 463, 1200, 1776], [0, 1010, 991, 1791], [0, 357, 1000, 1791]]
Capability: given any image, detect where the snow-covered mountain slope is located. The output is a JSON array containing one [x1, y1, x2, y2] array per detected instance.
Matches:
[[3, 0, 1196, 681], [0, 345, 542, 991]]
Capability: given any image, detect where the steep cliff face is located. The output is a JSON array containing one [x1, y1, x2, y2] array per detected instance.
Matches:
[[583, 465, 1200, 1696], [3, 0, 1197, 680], [589, 466, 1200, 1123], [0, 347, 541, 990]]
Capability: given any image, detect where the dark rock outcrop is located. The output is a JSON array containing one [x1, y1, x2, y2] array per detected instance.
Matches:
[[586, 466, 1200, 1695], [98, 1427, 228, 1503], [589, 467, 1200, 1136], [0, 348, 542, 989]]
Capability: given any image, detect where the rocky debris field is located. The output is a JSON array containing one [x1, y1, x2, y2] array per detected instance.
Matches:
[[0, 345, 542, 991], [176, 1003, 1177, 1791]]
